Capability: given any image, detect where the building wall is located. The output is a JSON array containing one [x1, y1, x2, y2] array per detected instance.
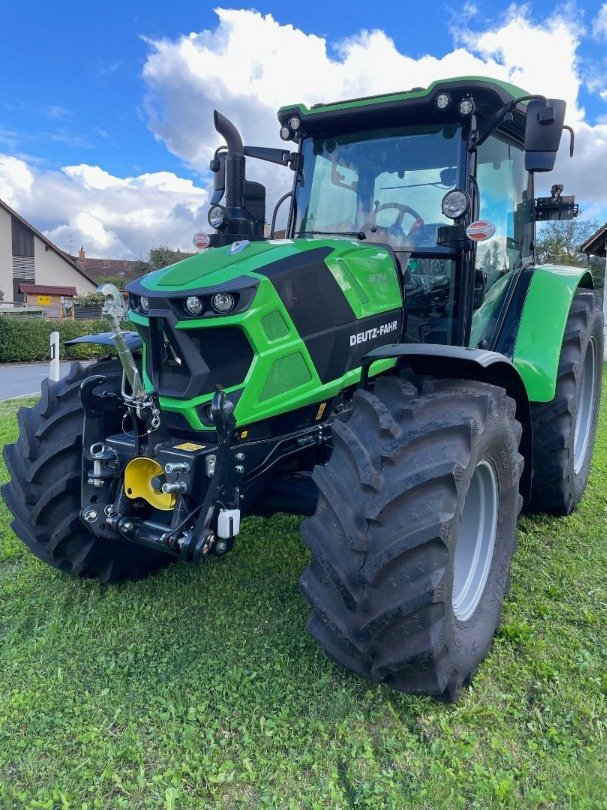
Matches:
[[34, 239, 96, 295], [0, 207, 12, 300], [1, 205, 96, 301]]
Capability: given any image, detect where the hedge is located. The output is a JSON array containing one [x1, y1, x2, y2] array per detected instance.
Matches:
[[0, 317, 114, 362]]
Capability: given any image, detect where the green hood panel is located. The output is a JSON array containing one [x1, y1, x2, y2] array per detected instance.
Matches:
[[130, 238, 403, 431], [141, 240, 294, 290], [139, 238, 401, 311]]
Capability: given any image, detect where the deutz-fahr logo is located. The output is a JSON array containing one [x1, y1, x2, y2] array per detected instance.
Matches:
[[350, 320, 399, 347]]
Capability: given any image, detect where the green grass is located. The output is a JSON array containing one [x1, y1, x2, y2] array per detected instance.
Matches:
[[0, 389, 606, 809]]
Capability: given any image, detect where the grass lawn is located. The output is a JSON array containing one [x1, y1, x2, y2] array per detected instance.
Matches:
[[0, 385, 606, 809]]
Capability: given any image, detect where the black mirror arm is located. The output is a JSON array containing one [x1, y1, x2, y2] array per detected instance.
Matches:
[[243, 145, 298, 170], [476, 94, 547, 148], [562, 125, 575, 157]]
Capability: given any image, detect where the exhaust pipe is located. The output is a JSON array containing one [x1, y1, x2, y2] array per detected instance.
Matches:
[[214, 110, 245, 209], [214, 110, 243, 155]]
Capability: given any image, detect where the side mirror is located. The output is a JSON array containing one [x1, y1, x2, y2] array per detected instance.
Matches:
[[524, 99, 566, 173]]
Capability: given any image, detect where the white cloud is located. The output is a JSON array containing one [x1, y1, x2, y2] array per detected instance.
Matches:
[[550, 121, 607, 211], [1, 6, 605, 256], [0, 155, 34, 204], [592, 4, 607, 40], [457, 8, 584, 123], [141, 6, 602, 213], [0, 156, 207, 258]]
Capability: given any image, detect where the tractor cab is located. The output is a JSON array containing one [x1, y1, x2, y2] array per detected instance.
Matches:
[[209, 77, 575, 350], [279, 78, 573, 349]]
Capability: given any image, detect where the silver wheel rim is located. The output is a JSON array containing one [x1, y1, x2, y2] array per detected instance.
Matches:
[[573, 337, 597, 475], [452, 459, 499, 622]]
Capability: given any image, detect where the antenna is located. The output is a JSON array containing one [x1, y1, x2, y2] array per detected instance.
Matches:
[[67, 233, 74, 255]]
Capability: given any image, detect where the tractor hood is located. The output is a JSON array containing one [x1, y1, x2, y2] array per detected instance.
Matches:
[[127, 238, 398, 296], [125, 237, 403, 433]]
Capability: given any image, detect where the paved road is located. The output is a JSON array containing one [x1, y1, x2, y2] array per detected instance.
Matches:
[[0, 362, 73, 400]]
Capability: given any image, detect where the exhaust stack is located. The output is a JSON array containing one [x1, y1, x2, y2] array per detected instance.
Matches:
[[213, 111, 245, 209], [208, 111, 266, 245]]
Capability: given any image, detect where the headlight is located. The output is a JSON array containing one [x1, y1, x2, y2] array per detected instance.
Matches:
[[140, 296, 150, 312], [441, 189, 471, 220], [458, 97, 475, 116], [435, 92, 451, 110], [288, 115, 301, 131], [185, 296, 204, 316], [279, 125, 291, 141], [211, 292, 236, 313], [208, 205, 225, 229]]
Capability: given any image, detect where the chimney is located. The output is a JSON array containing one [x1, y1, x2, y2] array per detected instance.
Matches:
[[78, 247, 85, 266]]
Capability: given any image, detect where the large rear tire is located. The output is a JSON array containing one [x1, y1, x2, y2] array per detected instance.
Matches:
[[1, 360, 174, 583], [528, 288, 603, 515], [300, 376, 523, 701]]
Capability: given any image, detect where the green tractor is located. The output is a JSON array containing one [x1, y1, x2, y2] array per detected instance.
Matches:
[[3, 77, 603, 701]]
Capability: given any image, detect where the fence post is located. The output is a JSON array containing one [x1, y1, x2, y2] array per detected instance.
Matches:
[[49, 331, 60, 381]]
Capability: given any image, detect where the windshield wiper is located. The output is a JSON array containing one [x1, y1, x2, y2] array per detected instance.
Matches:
[[301, 229, 366, 240]]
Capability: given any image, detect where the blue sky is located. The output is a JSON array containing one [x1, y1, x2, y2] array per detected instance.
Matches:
[[1, 2, 606, 257]]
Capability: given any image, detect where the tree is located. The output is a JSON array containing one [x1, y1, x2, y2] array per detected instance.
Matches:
[[148, 246, 191, 271], [535, 218, 605, 288], [130, 246, 194, 277]]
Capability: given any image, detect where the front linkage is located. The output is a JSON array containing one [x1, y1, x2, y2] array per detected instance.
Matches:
[[77, 285, 329, 565], [78, 285, 244, 563]]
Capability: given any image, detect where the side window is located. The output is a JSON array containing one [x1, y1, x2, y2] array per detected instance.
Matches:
[[305, 155, 357, 231], [475, 135, 527, 284], [470, 134, 530, 347]]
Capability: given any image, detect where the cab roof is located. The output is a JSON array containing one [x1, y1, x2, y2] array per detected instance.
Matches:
[[278, 76, 531, 139]]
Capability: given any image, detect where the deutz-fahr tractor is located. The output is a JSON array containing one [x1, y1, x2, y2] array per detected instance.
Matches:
[[3, 77, 603, 701]]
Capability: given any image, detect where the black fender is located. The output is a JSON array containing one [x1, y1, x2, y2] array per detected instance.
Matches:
[[63, 331, 143, 351], [361, 344, 532, 504]]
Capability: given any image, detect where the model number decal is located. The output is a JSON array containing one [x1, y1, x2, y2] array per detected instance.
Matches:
[[349, 320, 398, 347]]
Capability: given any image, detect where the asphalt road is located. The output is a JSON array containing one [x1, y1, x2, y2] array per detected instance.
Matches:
[[0, 362, 73, 400]]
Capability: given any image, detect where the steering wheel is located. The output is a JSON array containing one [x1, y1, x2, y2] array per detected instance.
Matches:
[[371, 202, 425, 241]]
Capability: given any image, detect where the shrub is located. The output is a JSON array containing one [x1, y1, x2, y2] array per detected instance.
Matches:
[[0, 317, 114, 362]]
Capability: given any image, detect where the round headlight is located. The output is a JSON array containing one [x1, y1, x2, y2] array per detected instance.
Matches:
[[279, 125, 291, 141], [288, 115, 301, 131], [458, 98, 475, 116], [185, 296, 204, 316], [211, 292, 236, 313], [208, 205, 225, 229], [140, 296, 150, 312], [435, 92, 451, 110], [441, 190, 471, 220]]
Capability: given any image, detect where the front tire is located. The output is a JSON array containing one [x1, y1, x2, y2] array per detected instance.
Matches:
[[528, 288, 603, 515], [300, 376, 523, 700], [2, 360, 174, 583]]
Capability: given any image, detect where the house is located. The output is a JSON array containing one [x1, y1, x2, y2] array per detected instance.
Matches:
[[580, 223, 607, 339], [17, 283, 77, 319], [0, 198, 96, 312], [74, 248, 142, 284], [580, 223, 607, 261]]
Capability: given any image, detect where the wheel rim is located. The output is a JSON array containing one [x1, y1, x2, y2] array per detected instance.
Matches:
[[574, 337, 597, 475], [452, 459, 499, 622]]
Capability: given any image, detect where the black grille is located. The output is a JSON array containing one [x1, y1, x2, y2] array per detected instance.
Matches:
[[185, 327, 253, 392], [138, 317, 253, 399]]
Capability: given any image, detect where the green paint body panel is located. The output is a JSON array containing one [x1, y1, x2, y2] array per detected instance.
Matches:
[[129, 239, 401, 431], [513, 265, 593, 402]]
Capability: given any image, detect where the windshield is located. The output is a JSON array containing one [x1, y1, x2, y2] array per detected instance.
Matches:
[[293, 124, 463, 251]]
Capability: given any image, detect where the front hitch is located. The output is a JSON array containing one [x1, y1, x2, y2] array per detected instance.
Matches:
[[79, 385, 244, 565]]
